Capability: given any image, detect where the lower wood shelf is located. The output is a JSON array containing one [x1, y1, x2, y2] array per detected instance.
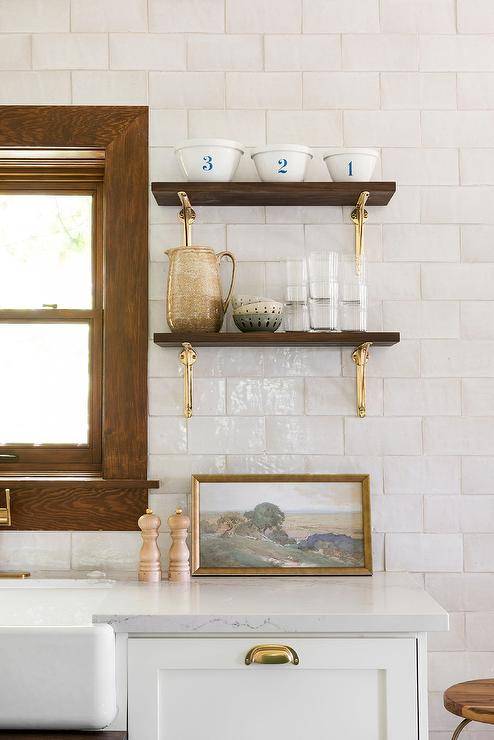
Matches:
[[153, 331, 400, 348], [0, 733, 126, 739]]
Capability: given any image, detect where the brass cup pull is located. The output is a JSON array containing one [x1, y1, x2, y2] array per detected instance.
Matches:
[[0, 489, 12, 527], [245, 644, 299, 666]]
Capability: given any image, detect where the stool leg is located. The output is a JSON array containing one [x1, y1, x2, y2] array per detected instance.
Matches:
[[452, 718, 471, 740]]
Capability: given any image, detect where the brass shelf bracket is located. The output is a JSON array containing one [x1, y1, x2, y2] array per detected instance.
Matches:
[[351, 190, 370, 275], [177, 190, 196, 246], [352, 341, 372, 418], [179, 342, 197, 418], [0, 488, 11, 526]]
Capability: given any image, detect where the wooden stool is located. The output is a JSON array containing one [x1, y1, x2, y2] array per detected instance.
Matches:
[[444, 679, 494, 738]]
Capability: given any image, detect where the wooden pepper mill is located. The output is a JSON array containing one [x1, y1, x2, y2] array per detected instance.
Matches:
[[138, 508, 162, 582], [168, 508, 190, 582]]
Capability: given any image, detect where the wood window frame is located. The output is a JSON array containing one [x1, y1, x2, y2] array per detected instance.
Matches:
[[0, 106, 158, 530]]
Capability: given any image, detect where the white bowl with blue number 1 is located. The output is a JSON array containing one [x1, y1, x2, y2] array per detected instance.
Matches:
[[323, 148, 379, 182], [174, 139, 244, 181], [251, 144, 313, 182]]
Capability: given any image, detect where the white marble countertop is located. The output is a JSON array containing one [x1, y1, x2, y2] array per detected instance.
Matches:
[[0, 572, 448, 633]]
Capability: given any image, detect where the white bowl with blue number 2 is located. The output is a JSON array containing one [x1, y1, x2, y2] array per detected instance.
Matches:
[[323, 148, 379, 182], [174, 139, 244, 181], [251, 144, 313, 182]]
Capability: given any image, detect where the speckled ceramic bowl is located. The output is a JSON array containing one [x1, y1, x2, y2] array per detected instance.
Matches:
[[233, 300, 283, 332]]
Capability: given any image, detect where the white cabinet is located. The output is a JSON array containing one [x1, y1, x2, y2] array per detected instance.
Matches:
[[128, 636, 419, 740]]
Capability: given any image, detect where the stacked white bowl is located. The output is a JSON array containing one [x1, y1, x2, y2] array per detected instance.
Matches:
[[232, 295, 283, 333]]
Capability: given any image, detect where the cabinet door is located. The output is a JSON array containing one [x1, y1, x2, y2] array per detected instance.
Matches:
[[128, 637, 418, 740]]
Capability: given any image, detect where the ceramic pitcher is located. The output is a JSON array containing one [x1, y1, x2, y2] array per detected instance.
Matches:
[[165, 245, 236, 332]]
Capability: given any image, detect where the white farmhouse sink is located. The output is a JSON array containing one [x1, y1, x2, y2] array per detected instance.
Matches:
[[0, 624, 116, 729]]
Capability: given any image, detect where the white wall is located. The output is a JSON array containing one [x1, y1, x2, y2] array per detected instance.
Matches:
[[0, 0, 493, 735]]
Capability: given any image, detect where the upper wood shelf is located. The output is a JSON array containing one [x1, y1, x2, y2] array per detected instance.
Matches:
[[151, 182, 397, 207], [153, 331, 400, 348]]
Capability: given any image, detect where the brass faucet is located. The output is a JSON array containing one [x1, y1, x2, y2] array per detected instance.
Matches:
[[0, 489, 30, 578]]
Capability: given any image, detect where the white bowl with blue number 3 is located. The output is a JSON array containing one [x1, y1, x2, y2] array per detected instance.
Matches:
[[323, 148, 379, 182], [251, 144, 313, 182], [175, 139, 244, 181]]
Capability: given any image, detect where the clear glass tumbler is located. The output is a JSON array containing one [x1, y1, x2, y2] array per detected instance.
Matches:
[[283, 300, 310, 331], [339, 254, 367, 331], [307, 251, 340, 331]]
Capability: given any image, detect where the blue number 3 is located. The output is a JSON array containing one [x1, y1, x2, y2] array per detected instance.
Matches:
[[203, 155, 213, 172], [278, 158, 288, 174]]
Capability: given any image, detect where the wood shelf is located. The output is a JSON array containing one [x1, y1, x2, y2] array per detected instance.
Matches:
[[0, 477, 159, 489], [153, 331, 400, 348], [151, 181, 396, 207]]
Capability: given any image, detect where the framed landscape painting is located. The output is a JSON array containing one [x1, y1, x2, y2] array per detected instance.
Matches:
[[191, 474, 372, 576]]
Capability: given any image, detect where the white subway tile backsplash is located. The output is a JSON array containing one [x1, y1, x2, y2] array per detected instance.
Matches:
[[381, 73, 456, 111], [305, 224, 382, 261], [465, 534, 494, 571], [0, 0, 69, 32], [303, 72, 379, 110], [266, 416, 344, 454], [0, 71, 70, 104], [422, 340, 494, 377], [267, 111, 342, 146], [422, 186, 494, 223], [461, 496, 494, 532], [344, 111, 421, 147], [150, 110, 187, 146], [387, 533, 463, 572], [381, 0, 456, 33], [342, 35, 418, 72], [460, 149, 494, 185], [227, 224, 304, 261], [227, 0, 301, 33], [428, 614, 465, 653], [382, 150, 458, 187], [424, 417, 494, 455], [227, 378, 304, 416], [71, 0, 147, 32], [149, 416, 187, 454], [461, 226, 494, 263], [463, 458, 494, 494], [265, 35, 341, 72], [383, 224, 460, 261], [458, 73, 494, 110], [466, 612, 494, 651], [384, 456, 460, 495], [462, 379, 494, 416], [226, 72, 301, 109], [384, 379, 460, 416], [342, 340, 420, 379], [148, 454, 227, 493], [189, 110, 265, 146], [422, 265, 494, 299], [383, 301, 460, 339], [0, 35, 31, 70], [458, 0, 494, 33], [150, 71, 224, 108], [423, 112, 494, 148], [368, 263, 421, 300], [424, 496, 460, 533], [150, 378, 226, 416], [345, 417, 422, 456], [305, 377, 383, 417], [263, 347, 341, 377], [72, 532, 141, 570], [110, 34, 185, 71], [188, 35, 263, 71], [303, 0, 380, 33], [0, 532, 71, 570], [226, 454, 305, 474], [33, 33, 108, 70], [420, 35, 494, 72], [150, 0, 224, 32], [72, 71, 147, 104], [373, 495, 423, 533], [188, 417, 265, 454]]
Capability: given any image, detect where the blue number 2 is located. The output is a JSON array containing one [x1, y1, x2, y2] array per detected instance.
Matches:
[[203, 155, 213, 172], [348, 160, 353, 176], [278, 158, 288, 174]]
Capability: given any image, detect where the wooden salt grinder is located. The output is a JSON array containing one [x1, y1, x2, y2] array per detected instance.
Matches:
[[168, 508, 190, 582], [138, 508, 162, 582]]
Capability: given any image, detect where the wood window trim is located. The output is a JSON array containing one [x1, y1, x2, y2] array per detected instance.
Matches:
[[0, 106, 158, 530]]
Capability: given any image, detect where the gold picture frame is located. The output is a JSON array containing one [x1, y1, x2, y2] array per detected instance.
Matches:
[[191, 474, 372, 576]]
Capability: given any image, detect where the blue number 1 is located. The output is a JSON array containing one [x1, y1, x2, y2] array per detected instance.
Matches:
[[348, 160, 353, 176], [278, 158, 288, 174], [203, 155, 213, 172]]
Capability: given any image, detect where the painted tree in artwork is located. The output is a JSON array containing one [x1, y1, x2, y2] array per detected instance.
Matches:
[[244, 502, 285, 534], [217, 511, 244, 536]]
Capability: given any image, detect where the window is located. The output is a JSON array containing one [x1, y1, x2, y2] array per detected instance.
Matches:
[[0, 106, 157, 530], [0, 180, 103, 473]]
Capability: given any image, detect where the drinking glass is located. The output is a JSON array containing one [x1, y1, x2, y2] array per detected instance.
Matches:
[[307, 251, 340, 331], [339, 254, 367, 331]]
